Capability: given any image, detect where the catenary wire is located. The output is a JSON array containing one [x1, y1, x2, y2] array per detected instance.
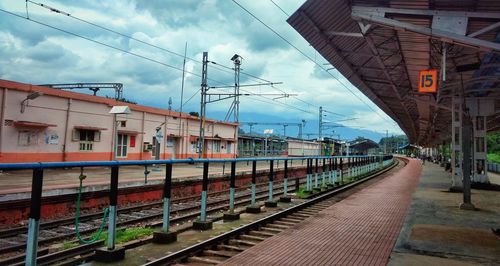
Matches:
[[231, 0, 394, 124]]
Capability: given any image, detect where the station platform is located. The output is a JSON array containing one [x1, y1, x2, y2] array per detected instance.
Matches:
[[219, 158, 500, 266]]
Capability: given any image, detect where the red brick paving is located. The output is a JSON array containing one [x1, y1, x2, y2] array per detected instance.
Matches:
[[220, 158, 421, 266]]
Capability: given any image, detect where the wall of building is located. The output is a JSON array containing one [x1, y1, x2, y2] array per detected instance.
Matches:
[[0, 81, 238, 162], [287, 139, 320, 156]]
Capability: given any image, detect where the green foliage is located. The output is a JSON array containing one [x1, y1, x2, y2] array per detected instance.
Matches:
[[296, 186, 311, 199], [487, 132, 500, 153], [100, 227, 153, 245], [487, 153, 500, 164], [487, 132, 500, 163], [379, 135, 408, 153], [63, 241, 79, 250]]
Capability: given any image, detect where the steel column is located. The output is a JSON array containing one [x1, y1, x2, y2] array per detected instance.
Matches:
[[26, 168, 43, 266]]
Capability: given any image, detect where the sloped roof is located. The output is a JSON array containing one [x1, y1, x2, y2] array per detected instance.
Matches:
[[288, 0, 500, 145]]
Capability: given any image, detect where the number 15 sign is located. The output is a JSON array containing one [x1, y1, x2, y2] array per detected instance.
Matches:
[[418, 69, 437, 93]]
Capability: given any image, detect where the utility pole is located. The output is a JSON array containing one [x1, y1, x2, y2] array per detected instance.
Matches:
[[233, 55, 241, 122], [198, 52, 208, 158], [319, 106, 323, 141], [180, 42, 187, 113], [319, 106, 323, 156], [384, 130, 388, 154]]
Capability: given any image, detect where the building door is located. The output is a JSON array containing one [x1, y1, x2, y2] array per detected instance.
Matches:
[[117, 134, 128, 158]]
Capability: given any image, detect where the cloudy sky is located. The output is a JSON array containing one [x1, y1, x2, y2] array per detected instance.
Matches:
[[0, 0, 403, 141]]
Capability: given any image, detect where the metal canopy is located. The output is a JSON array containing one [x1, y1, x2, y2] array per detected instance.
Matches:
[[288, 0, 500, 145]]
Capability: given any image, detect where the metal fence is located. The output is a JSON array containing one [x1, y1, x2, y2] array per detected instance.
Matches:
[[487, 162, 500, 173], [0, 154, 394, 265]]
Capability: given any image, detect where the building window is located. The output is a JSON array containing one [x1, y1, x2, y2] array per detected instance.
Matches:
[[227, 142, 232, 154], [78, 130, 96, 151], [117, 134, 128, 157], [18, 130, 38, 146], [213, 140, 221, 152]]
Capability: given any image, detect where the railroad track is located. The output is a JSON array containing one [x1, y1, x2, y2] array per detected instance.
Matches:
[[0, 177, 308, 264], [144, 159, 402, 266]]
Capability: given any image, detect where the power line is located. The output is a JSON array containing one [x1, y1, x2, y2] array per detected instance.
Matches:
[[1, 6, 316, 117], [0, 7, 230, 87], [25, 0, 326, 114], [26, 0, 281, 88], [269, 0, 290, 17], [231, 0, 394, 124]]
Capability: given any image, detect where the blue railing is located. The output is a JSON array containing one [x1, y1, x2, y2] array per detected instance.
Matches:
[[0, 154, 394, 265], [487, 162, 500, 173]]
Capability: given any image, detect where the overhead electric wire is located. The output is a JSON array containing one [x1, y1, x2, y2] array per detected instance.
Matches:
[[2, 5, 316, 117], [25, 0, 325, 114], [232, 0, 394, 124], [26, 0, 281, 88], [269, 0, 290, 17], [0, 7, 231, 87]]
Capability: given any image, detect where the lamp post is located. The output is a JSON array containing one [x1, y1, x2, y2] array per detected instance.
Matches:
[[20, 92, 44, 113], [109, 106, 132, 160]]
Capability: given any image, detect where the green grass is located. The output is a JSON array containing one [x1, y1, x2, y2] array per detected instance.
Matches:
[[296, 186, 311, 199], [487, 153, 500, 164], [100, 227, 154, 245], [62, 241, 79, 250]]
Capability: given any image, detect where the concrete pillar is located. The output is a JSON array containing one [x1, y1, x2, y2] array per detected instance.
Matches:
[[472, 116, 489, 183], [451, 96, 463, 189]]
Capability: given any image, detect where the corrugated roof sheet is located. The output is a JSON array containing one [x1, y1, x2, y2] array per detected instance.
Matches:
[[288, 0, 500, 145]]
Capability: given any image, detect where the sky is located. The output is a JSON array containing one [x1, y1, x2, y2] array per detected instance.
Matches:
[[0, 0, 404, 141]]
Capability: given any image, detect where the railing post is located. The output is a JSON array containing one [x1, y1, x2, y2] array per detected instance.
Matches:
[[108, 166, 119, 250], [246, 160, 261, 213], [328, 158, 333, 185], [193, 162, 213, 230], [26, 167, 43, 266], [95, 165, 125, 262], [314, 158, 319, 191], [224, 161, 240, 220], [322, 158, 326, 187], [153, 163, 177, 244], [280, 160, 291, 202], [333, 157, 337, 184], [265, 160, 278, 207], [340, 157, 344, 184], [305, 159, 311, 192]]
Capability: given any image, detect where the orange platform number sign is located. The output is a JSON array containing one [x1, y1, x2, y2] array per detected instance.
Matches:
[[418, 69, 437, 93]]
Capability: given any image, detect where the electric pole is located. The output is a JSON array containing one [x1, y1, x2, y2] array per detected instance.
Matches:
[[198, 52, 208, 158], [319, 106, 323, 156], [319, 106, 323, 141]]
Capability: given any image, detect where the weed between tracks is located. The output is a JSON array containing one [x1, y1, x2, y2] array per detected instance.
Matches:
[[62, 227, 153, 249]]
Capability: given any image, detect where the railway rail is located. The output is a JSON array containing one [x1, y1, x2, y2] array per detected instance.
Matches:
[[0, 177, 305, 264]]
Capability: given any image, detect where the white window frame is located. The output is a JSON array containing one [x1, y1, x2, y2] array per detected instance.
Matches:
[[116, 134, 128, 158], [226, 142, 232, 154]]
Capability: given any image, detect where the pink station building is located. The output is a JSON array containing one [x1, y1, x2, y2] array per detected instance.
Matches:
[[0, 79, 238, 163]]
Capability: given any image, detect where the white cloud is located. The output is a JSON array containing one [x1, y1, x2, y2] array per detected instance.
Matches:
[[0, 0, 404, 139]]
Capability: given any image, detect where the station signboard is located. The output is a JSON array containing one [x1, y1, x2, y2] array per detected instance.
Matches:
[[418, 69, 438, 93]]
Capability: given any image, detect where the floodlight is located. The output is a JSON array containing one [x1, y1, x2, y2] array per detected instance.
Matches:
[[27, 92, 43, 100], [109, 105, 131, 114], [20, 92, 44, 113]]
